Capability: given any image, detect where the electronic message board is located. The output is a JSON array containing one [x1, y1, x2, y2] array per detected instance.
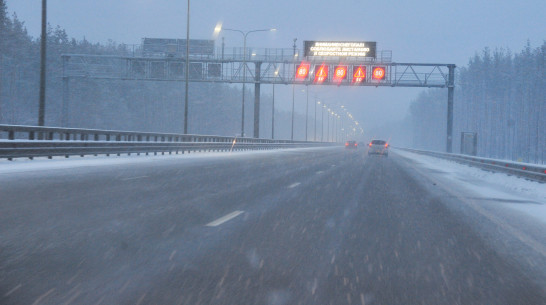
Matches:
[[304, 41, 376, 58]]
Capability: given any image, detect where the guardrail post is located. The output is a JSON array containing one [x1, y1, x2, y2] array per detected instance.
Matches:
[[29, 131, 35, 140], [8, 131, 15, 140]]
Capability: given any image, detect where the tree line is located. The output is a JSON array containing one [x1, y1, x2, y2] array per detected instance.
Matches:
[[0, 0, 310, 139], [409, 42, 545, 164]]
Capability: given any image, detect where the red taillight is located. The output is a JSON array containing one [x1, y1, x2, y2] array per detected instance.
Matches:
[[369, 143, 372, 147], [345, 142, 349, 146], [385, 143, 388, 147], [355, 143, 358, 147]]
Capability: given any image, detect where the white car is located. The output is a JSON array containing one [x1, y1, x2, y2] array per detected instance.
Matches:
[[368, 140, 389, 156]]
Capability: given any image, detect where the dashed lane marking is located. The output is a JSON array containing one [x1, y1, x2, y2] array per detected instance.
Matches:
[[206, 210, 245, 227], [121, 176, 149, 181], [288, 182, 301, 188]]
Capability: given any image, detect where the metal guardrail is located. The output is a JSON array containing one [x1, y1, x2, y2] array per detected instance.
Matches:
[[0, 124, 333, 160], [397, 148, 546, 183]]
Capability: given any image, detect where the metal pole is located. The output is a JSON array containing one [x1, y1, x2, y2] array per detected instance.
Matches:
[[61, 55, 69, 127], [327, 111, 330, 142], [291, 39, 296, 141], [446, 64, 455, 152], [272, 82, 275, 139], [184, 0, 190, 134], [38, 0, 47, 127], [305, 86, 308, 141], [242, 34, 247, 137], [333, 116, 336, 142], [290, 88, 294, 141], [221, 37, 225, 61], [314, 99, 317, 141], [321, 106, 324, 142], [253, 62, 261, 138]]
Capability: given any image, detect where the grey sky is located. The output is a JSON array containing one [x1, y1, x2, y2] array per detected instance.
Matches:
[[6, 0, 545, 138]]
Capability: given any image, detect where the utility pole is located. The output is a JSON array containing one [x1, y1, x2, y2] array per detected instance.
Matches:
[[305, 86, 308, 141], [38, 0, 47, 127], [184, 0, 190, 134], [291, 38, 297, 140]]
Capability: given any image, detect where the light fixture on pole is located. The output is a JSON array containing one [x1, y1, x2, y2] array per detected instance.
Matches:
[[291, 38, 297, 140], [314, 100, 319, 141], [305, 86, 309, 141], [184, 0, 190, 134], [213, 25, 276, 137], [272, 68, 279, 139]]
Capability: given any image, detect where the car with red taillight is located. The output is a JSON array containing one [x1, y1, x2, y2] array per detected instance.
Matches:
[[368, 140, 389, 156], [345, 140, 358, 149]]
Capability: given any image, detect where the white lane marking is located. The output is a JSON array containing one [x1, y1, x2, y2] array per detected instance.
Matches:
[[31, 288, 55, 305], [288, 182, 301, 188], [316, 171, 324, 175], [121, 175, 149, 181], [206, 210, 244, 227], [4, 284, 22, 297]]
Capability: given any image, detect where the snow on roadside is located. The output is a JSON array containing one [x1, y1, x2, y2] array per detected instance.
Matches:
[[396, 149, 546, 224], [0, 146, 337, 175]]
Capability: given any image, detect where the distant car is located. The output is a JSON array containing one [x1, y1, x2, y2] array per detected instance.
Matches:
[[368, 140, 389, 156], [345, 140, 358, 149]]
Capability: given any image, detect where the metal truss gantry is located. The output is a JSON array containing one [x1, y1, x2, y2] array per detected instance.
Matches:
[[61, 51, 456, 151]]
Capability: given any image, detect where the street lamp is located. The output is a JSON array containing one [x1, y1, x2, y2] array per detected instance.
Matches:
[[305, 87, 310, 141], [320, 105, 326, 142], [272, 69, 279, 139], [214, 25, 276, 137], [184, 0, 190, 134], [327, 108, 331, 142], [291, 39, 297, 140], [314, 100, 319, 141]]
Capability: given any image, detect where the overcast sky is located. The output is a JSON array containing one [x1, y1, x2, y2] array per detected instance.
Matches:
[[6, 0, 545, 138]]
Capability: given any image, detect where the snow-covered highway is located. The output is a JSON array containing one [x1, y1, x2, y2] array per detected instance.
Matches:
[[0, 147, 545, 304]]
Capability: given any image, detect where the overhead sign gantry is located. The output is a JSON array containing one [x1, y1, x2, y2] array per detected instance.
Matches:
[[62, 39, 455, 151]]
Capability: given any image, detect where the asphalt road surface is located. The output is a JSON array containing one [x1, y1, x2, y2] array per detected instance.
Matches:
[[1, 147, 545, 304]]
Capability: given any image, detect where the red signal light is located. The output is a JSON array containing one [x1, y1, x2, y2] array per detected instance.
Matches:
[[333, 65, 348, 82], [352, 66, 366, 83], [372, 66, 386, 80], [295, 62, 310, 80], [314, 64, 329, 83]]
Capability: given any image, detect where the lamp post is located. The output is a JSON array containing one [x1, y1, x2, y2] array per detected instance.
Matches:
[[327, 108, 331, 142], [333, 113, 337, 142], [38, 0, 47, 127], [214, 26, 276, 137], [314, 100, 319, 141], [291, 38, 297, 140], [305, 86, 309, 141], [183, 0, 190, 134], [272, 69, 278, 139], [321, 104, 326, 142]]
